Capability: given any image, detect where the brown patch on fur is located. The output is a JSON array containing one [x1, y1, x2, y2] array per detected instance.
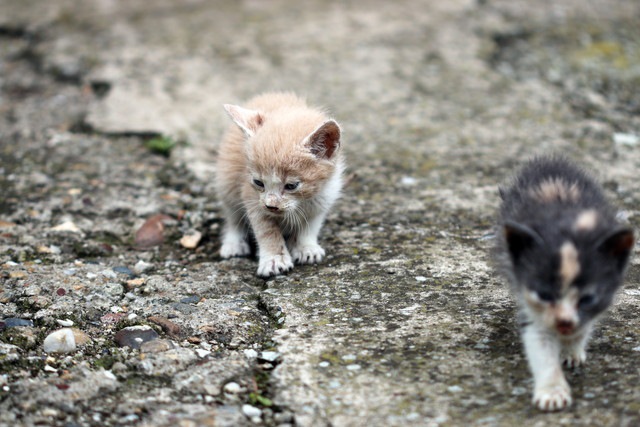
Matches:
[[529, 178, 580, 204], [573, 209, 598, 232], [559, 242, 580, 291]]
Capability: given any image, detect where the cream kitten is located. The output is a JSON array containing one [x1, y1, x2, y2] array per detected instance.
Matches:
[[496, 156, 634, 411], [215, 92, 344, 277]]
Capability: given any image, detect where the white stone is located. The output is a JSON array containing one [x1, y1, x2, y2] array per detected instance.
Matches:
[[244, 349, 258, 359], [346, 364, 361, 371], [400, 176, 417, 186], [43, 329, 76, 354], [50, 221, 82, 233], [242, 404, 262, 418], [259, 351, 280, 362], [195, 349, 211, 358], [415, 276, 428, 282], [224, 382, 242, 394], [134, 260, 154, 274], [613, 132, 639, 146], [56, 319, 74, 327]]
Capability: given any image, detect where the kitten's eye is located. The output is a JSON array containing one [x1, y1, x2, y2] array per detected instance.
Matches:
[[253, 179, 265, 188], [537, 291, 554, 302], [578, 294, 596, 309], [284, 182, 300, 191]]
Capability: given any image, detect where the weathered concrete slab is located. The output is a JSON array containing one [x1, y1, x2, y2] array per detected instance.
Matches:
[[1, 0, 639, 426]]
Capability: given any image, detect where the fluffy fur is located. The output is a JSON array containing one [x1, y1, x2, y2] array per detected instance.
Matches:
[[495, 156, 634, 411], [215, 92, 345, 277]]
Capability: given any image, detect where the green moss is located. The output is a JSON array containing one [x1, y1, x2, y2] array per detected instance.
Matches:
[[145, 136, 178, 157], [573, 41, 630, 69]]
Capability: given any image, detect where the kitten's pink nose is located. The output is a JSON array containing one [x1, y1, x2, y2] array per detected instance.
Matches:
[[556, 319, 575, 335]]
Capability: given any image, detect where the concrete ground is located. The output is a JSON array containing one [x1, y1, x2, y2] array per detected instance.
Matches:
[[1, 0, 639, 426]]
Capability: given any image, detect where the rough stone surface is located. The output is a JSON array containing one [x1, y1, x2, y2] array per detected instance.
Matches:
[[1, 0, 640, 426]]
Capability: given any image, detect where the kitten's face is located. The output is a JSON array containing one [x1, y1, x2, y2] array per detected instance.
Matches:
[[249, 170, 303, 216], [223, 103, 341, 217], [505, 223, 633, 336]]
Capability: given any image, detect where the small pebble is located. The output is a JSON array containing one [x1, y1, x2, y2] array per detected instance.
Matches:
[[56, 288, 66, 296], [318, 361, 330, 368], [62, 269, 77, 276], [148, 316, 181, 337], [140, 339, 173, 353], [135, 214, 172, 249], [43, 329, 76, 354], [613, 132, 639, 146], [346, 364, 361, 371], [180, 230, 202, 249], [244, 349, 258, 359], [224, 382, 242, 394], [415, 276, 427, 282], [114, 326, 159, 350], [133, 260, 154, 274], [101, 269, 118, 279], [56, 319, 74, 327], [195, 349, 211, 358], [113, 266, 135, 278], [259, 351, 281, 362], [3, 318, 34, 328], [448, 385, 463, 393], [400, 176, 417, 186], [50, 221, 81, 233], [180, 295, 200, 304], [242, 404, 262, 419], [101, 312, 126, 324]]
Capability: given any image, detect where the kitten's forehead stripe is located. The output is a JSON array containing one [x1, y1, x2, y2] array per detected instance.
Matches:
[[574, 209, 598, 232], [529, 178, 580, 203], [559, 242, 580, 291]]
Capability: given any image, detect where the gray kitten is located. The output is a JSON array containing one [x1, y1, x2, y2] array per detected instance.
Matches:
[[496, 156, 634, 411]]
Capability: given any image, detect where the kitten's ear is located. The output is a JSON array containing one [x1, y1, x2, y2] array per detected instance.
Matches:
[[504, 221, 544, 264], [223, 104, 264, 137], [598, 228, 634, 270], [304, 120, 341, 159]]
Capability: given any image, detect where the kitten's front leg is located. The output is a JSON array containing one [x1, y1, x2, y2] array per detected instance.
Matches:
[[291, 211, 326, 265], [522, 325, 572, 411], [220, 214, 251, 258], [562, 323, 593, 368], [249, 212, 293, 277]]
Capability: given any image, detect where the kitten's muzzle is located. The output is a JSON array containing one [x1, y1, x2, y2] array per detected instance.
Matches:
[[555, 319, 576, 335]]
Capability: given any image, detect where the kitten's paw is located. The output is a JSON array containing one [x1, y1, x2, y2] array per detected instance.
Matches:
[[563, 350, 587, 369], [257, 254, 293, 277], [220, 240, 251, 258], [533, 383, 572, 411], [291, 244, 325, 264]]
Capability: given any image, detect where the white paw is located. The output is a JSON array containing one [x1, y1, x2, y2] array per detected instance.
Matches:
[[563, 350, 586, 368], [291, 244, 325, 265], [257, 253, 293, 277], [220, 239, 251, 258], [533, 382, 572, 411]]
